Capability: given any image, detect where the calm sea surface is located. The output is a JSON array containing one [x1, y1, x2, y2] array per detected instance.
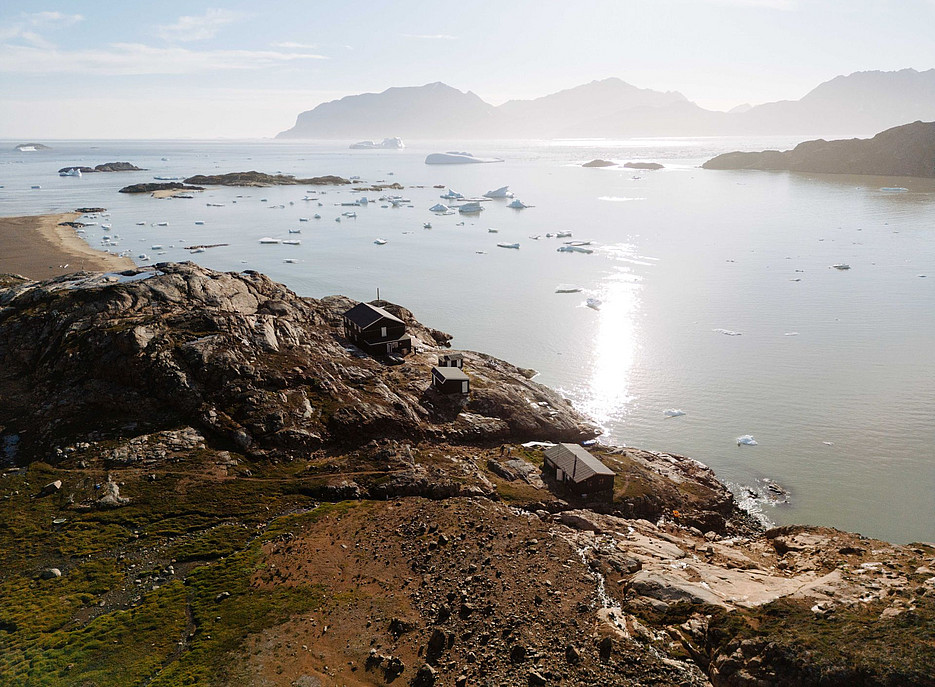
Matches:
[[2, 137, 933, 543]]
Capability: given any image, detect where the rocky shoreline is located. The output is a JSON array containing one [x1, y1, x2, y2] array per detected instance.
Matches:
[[703, 120, 935, 177], [0, 263, 932, 686]]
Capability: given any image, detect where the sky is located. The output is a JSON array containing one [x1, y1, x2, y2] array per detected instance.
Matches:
[[1, 0, 934, 139]]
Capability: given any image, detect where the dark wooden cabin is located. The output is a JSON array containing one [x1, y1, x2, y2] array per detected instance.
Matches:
[[437, 352, 464, 369], [431, 366, 469, 395], [543, 443, 615, 501], [342, 302, 412, 356]]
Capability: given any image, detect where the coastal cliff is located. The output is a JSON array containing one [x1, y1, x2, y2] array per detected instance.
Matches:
[[703, 120, 935, 177], [0, 264, 932, 686]]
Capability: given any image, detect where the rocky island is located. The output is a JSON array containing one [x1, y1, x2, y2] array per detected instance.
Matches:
[[703, 120, 935, 177], [0, 263, 932, 686], [183, 171, 351, 187], [59, 162, 145, 174]]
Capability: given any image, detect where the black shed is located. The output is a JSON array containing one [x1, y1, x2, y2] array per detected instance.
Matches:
[[543, 443, 615, 500], [342, 302, 412, 356], [431, 366, 469, 395]]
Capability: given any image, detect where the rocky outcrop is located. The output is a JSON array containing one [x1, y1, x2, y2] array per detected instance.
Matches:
[[59, 162, 144, 173], [119, 182, 204, 194], [703, 120, 935, 177], [0, 263, 597, 461], [624, 162, 664, 170], [183, 171, 350, 187], [582, 159, 616, 167]]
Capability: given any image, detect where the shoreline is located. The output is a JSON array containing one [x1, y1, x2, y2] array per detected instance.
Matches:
[[0, 213, 135, 280]]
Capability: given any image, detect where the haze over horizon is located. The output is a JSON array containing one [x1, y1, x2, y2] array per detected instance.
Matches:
[[2, 0, 935, 139]]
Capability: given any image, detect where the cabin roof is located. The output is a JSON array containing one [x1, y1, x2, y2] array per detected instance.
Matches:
[[440, 352, 464, 360], [342, 302, 404, 329], [544, 443, 614, 482], [432, 366, 469, 382]]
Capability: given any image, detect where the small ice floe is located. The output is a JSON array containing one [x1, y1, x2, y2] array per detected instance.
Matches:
[[831, 263, 851, 270], [440, 189, 464, 200], [156, 222, 168, 227], [880, 187, 908, 192], [529, 235, 541, 240], [206, 203, 224, 207], [289, 228, 301, 234], [314, 214, 321, 219], [663, 409, 686, 418], [488, 228, 499, 233], [507, 199, 531, 209], [496, 242, 520, 249], [423, 222, 432, 229], [586, 297, 602, 310], [823, 441, 835, 446], [258, 237, 281, 244], [784, 332, 799, 336], [374, 238, 387, 245], [736, 435, 758, 446], [194, 220, 205, 225], [555, 284, 581, 293], [299, 217, 309, 222], [342, 211, 357, 218], [151, 245, 163, 250], [136, 221, 145, 226], [484, 185, 514, 199], [283, 258, 298, 263], [557, 245, 593, 254], [282, 239, 301, 245], [713, 328, 742, 336], [458, 201, 484, 214], [429, 203, 450, 213]]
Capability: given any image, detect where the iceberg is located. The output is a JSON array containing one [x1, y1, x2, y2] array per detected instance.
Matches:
[[484, 186, 514, 199], [736, 435, 758, 446], [440, 189, 464, 200], [663, 409, 686, 417], [457, 202, 484, 214], [350, 137, 405, 149], [507, 199, 531, 209], [429, 203, 450, 213], [425, 151, 504, 165]]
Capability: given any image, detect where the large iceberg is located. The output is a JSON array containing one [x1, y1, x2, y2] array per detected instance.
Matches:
[[483, 186, 514, 199], [425, 151, 504, 165], [350, 137, 405, 149]]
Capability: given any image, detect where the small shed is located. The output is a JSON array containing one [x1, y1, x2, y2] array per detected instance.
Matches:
[[432, 366, 469, 395], [438, 352, 464, 369], [342, 302, 412, 356], [543, 443, 615, 500]]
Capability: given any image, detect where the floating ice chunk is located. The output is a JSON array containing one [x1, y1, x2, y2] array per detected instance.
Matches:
[[663, 409, 686, 418], [736, 435, 758, 446], [784, 332, 799, 336], [426, 152, 503, 164], [429, 203, 450, 212], [507, 199, 531, 209], [822, 441, 835, 446], [555, 284, 581, 293], [483, 186, 514, 199], [713, 328, 742, 336], [831, 263, 851, 270]]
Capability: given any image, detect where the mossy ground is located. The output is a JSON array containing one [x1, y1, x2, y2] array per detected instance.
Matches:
[[0, 453, 363, 686]]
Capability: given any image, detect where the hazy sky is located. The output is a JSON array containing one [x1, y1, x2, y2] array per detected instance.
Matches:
[[2, 0, 934, 138]]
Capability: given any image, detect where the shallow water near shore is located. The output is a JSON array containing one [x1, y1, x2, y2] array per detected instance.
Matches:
[[1, 137, 934, 543]]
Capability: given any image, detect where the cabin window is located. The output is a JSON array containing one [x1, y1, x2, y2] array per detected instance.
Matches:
[[462, 381, 468, 393], [381, 326, 387, 337]]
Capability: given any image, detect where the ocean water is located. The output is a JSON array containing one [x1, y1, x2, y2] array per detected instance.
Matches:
[[1, 137, 934, 544]]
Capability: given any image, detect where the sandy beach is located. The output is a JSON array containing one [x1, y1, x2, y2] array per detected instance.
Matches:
[[0, 213, 135, 280]]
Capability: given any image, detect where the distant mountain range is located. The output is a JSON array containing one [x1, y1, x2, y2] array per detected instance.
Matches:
[[276, 69, 935, 140]]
